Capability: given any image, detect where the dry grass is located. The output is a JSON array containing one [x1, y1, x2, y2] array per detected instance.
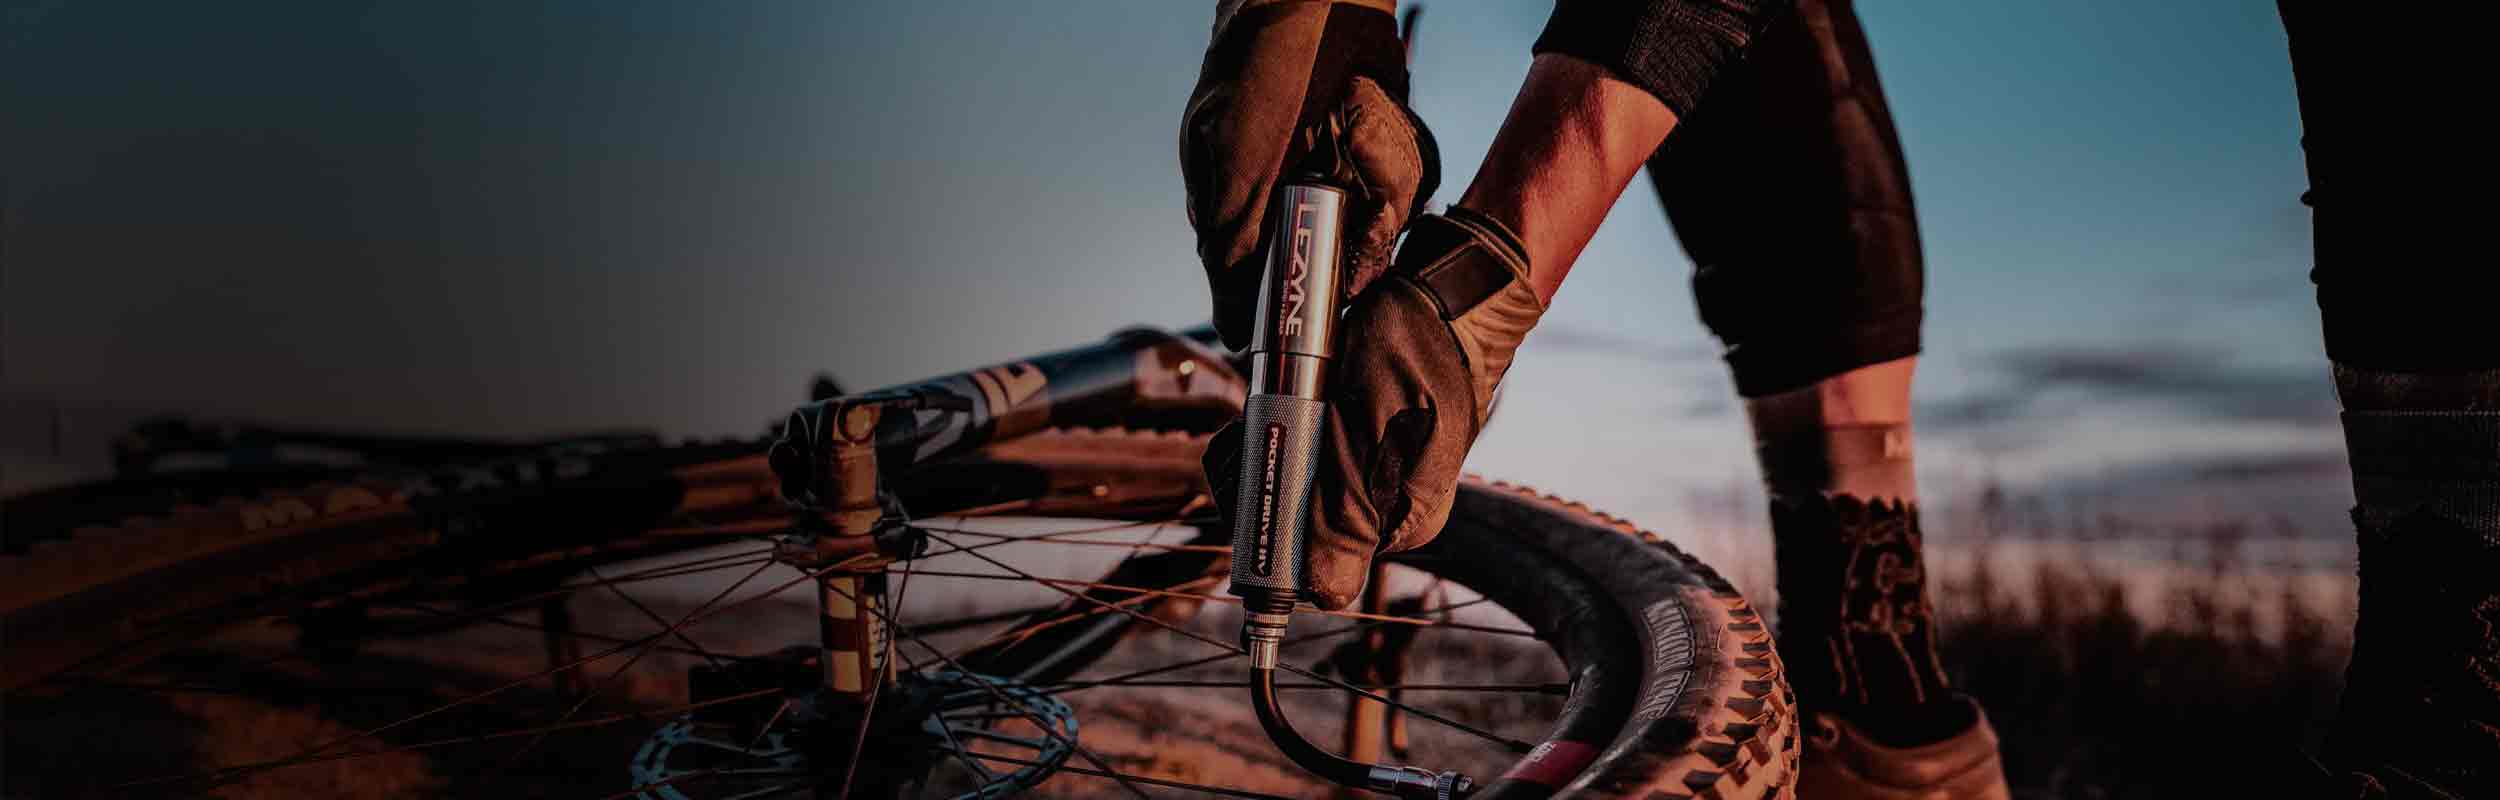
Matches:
[[1915, 490, 2354, 797]]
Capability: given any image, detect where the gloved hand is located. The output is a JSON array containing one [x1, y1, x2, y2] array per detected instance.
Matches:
[[1207, 208, 1547, 609], [1181, 0, 1438, 351]]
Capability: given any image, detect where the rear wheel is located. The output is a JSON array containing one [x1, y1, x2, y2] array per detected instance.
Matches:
[[2, 429, 1793, 798]]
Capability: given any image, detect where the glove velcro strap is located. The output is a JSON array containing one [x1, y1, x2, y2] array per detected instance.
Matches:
[[1400, 208, 1531, 321]]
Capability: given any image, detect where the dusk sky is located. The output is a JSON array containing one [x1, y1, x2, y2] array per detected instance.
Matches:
[[3, 2, 2342, 538]]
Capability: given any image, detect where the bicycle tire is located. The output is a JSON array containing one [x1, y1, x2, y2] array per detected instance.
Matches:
[[1440, 480, 1800, 799]]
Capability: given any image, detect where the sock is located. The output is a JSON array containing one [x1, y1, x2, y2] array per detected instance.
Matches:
[[2341, 410, 2500, 536], [2325, 366, 2500, 794], [1755, 419, 1965, 744]]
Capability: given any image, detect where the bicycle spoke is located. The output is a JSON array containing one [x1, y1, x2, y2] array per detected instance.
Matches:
[[895, 603, 1069, 637], [737, 696, 796, 756], [35, 543, 774, 688], [819, 579, 1151, 800], [916, 513, 1211, 543], [318, 547, 779, 647], [902, 569, 1230, 599], [975, 573, 1223, 638], [909, 518, 1151, 548], [954, 751, 1298, 800], [905, 537, 1020, 790], [384, 602, 768, 663], [937, 574, 1226, 666], [585, 564, 740, 674], [901, 572, 1528, 636], [1033, 596, 1496, 700], [895, 515, 1228, 662], [129, 555, 868, 794], [591, 554, 782, 585], [481, 556, 785, 779], [900, 568, 1535, 636], [1037, 679, 1569, 694], [907, 514, 1207, 561], [920, 525, 1227, 555], [976, 536, 1228, 555], [906, 528, 1536, 753], [490, 545, 778, 607], [929, 706, 999, 783], [532, 549, 781, 599], [1413, 619, 1542, 638], [112, 686, 778, 792]]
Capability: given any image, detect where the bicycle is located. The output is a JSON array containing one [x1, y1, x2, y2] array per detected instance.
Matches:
[[3, 321, 1797, 798]]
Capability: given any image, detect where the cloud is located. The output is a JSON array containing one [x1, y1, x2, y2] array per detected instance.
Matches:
[[2181, 451, 2348, 482], [2056, 447, 2352, 527], [1512, 324, 1740, 418], [1921, 343, 2335, 432], [1919, 391, 2036, 432], [2058, 448, 2351, 488]]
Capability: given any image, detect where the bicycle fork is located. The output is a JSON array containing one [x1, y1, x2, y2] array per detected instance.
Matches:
[[1231, 180, 1473, 799]]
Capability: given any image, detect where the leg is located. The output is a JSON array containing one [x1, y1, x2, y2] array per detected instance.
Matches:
[[2282, 2, 2500, 795], [1651, 0, 2008, 795]]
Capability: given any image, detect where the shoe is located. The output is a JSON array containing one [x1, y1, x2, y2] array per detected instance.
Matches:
[[1798, 694, 2011, 800]]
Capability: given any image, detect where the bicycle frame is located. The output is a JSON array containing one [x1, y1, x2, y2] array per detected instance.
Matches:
[[773, 325, 1238, 497]]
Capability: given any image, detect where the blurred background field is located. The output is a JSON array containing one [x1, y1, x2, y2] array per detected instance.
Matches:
[[3, 476, 2357, 798], [1929, 488, 2351, 797]]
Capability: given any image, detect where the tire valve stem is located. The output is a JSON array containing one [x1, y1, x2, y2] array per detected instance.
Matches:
[[1232, 178, 1473, 799]]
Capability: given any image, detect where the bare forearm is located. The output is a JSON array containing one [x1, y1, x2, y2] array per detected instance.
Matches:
[[1456, 54, 1677, 304]]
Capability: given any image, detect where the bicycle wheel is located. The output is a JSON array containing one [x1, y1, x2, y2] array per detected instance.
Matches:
[[2, 429, 1794, 798]]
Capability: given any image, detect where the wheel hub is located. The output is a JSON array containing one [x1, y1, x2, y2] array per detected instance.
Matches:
[[629, 654, 1079, 800]]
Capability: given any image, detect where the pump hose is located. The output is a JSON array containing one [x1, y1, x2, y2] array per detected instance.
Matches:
[[1240, 594, 1470, 799]]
